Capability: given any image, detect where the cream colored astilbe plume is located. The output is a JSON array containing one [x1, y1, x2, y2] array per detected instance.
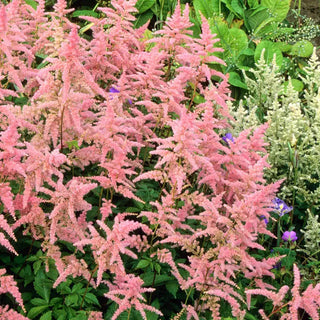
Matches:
[[230, 50, 320, 208]]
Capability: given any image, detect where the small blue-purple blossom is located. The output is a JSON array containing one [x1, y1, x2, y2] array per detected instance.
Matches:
[[109, 87, 132, 104], [222, 133, 234, 144], [282, 231, 298, 242], [272, 261, 282, 270], [272, 198, 293, 216], [109, 87, 120, 93], [260, 215, 268, 224]]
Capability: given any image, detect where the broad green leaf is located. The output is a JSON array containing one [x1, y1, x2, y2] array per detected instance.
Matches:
[[261, 0, 290, 22], [226, 28, 248, 56], [134, 10, 154, 28], [245, 7, 270, 31], [135, 0, 156, 13], [193, 0, 220, 21], [28, 306, 49, 319], [228, 72, 248, 89], [283, 79, 304, 92], [276, 42, 292, 53], [254, 40, 283, 67], [72, 10, 99, 18], [290, 40, 314, 57]]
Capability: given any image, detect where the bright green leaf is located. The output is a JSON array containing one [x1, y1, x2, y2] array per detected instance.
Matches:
[[254, 40, 283, 67], [27, 306, 49, 319], [290, 40, 314, 57], [135, 0, 156, 13], [72, 10, 99, 18], [135, 259, 151, 269], [65, 293, 79, 306], [24, 0, 38, 9], [228, 72, 248, 89], [40, 311, 52, 320], [261, 0, 290, 22]]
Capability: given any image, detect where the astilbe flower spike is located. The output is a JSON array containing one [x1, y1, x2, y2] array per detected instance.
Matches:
[[105, 273, 163, 320]]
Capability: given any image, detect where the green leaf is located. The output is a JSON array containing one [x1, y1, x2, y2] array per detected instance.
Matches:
[[245, 7, 270, 31], [193, 0, 219, 21], [134, 10, 154, 28], [135, 0, 156, 13], [135, 259, 151, 269], [84, 292, 100, 306], [290, 40, 314, 57], [71, 283, 83, 293], [165, 280, 179, 298], [254, 40, 283, 67], [40, 311, 52, 320], [34, 275, 52, 303], [28, 306, 49, 319], [24, 0, 38, 9], [72, 10, 99, 18], [65, 293, 80, 306], [228, 72, 248, 89], [142, 273, 173, 286], [224, 28, 248, 57], [261, 0, 290, 22], [283, 79, 304, 92], [31, 298, 48, 306]]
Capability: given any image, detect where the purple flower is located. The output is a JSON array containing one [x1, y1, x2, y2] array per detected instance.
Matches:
[[109, 87, 120, 93], [282, 231, 298, 242], [109, 87, 132, 104], [272, 261, 282, 270], [260, 215, 268, 224], [222, 133, 234, 144], [272, 198, 292, 216]]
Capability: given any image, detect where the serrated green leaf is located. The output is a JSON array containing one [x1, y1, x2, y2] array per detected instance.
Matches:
[[71, 283, 83, 293], [33, 260, 42, 275], [34, 273, 52, 303], [27, 306, 49, 319], [40, 311, 52, 320], [65, 293, 79, 306], [84, 292, 100, 306], [31, 298, 48, 306]]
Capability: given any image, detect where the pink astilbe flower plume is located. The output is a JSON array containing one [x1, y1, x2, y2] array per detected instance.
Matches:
[[105, 273, 162, 320]]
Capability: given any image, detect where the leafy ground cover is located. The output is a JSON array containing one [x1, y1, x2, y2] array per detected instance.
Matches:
[[1, 0, 320, 319]]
